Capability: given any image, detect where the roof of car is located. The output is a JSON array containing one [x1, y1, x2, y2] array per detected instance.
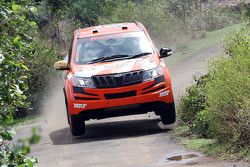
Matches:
[[76, 22, 143, 38]]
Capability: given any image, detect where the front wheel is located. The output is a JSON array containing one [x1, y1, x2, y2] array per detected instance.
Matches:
[[69, 115, 85, 136], [158, 102, 176, 125]]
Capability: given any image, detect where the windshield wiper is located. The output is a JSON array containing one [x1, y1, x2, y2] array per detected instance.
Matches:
[[89, 52, 152, 64], [128, 52, 152, 59], [90, 54, 131, 64]]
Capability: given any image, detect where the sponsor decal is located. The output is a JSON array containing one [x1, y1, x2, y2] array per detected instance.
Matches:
[[114, 74, 123, 77], [159, 90, 170, 97], [74, 103, 87, 109]]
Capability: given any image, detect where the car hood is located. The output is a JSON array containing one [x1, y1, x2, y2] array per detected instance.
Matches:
[[72, 55, 159, 77]]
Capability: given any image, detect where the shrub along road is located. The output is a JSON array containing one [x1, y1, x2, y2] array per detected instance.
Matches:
[[16, 46, 249, 167]]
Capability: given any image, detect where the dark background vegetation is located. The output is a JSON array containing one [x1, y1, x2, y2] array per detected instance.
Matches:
[[0, 0, 249, 166]]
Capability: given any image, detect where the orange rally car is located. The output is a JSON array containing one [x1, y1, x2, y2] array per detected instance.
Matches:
[[54, 22, 176, 136]]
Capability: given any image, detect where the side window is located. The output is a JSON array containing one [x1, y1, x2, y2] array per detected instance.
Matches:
[[68, 37, 74, 65]]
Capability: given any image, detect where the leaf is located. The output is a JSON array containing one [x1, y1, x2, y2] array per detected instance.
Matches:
[[21, 64, 29, 70], [29, 157, 37, 163], [0, 131, 13, 141], [26, 159, 35, 167], [3, 114, 13, 124], [1, 165, 8, 167], [8, 129, 16, 136], [0, 52, 5, 63], [30, 21, 37, 28], [29, 128, 41, 144], [29, 134, 40, 144], [12, 4, 22, 12], [13, 36, 21, 44], [29, 7, 38, 14], [15, 84, 23, 95], [21, 146, 30, 155], [19, 76, 28, 79]]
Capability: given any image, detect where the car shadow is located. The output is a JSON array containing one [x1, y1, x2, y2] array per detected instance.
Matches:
[[49, 118, 171, 145]]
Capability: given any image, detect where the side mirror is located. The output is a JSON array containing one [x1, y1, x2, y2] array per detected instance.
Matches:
[[54, 60, 70, 70], [159, 48, 172, 58]]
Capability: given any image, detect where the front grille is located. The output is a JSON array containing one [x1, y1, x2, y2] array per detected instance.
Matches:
[[92, 70, 144, 89], [104, 90, 137, 99]]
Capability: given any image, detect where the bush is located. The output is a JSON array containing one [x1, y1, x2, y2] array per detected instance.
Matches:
[[0, 1, 40, 166], [179, 75, 211, 138], [192, 110, 210, 138], [179, 75, 207, 124], [178, 24, 250, 155], [205, 25, 250, 148]]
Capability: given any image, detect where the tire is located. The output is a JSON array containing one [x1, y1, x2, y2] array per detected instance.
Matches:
[[159, 102, 176, 125], [69, 114, 85, 136]]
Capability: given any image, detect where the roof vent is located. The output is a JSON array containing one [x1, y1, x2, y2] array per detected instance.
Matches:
[[122, 26, 128, 30], [93, 29, 99, 33]]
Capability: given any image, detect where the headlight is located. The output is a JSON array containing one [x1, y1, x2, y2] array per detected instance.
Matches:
[[143, 67, 164, 82], [72, 76, 96, 88]]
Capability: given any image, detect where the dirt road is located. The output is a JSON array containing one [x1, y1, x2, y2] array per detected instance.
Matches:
[[17, 46, 249, 167]]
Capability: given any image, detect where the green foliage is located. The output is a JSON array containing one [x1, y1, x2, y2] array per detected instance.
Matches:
[[205, 25, 250, 147], [0, 128, 40, 167], [165, 0, 240, 34], [98, 0, 181, 47], [97, 0, 241, 49], [38, 0, 241, 49], [192, 110, 210, 138], [179, 75, 211, 138], [179, 75, 207, 124], [178, 24, 250, 157], [181, 138, 216, 151], [0, 1, 40, 166], [242, 2, 250, 23], [0, 0, 35, 120], [224, 23, 250, 58], [70, 0, 117, 26], [174, 125, 191, 137], [27, 36, 60, 110]]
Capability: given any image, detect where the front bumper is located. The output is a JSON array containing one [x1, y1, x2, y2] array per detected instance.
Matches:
[[67, 79, 173, 115]]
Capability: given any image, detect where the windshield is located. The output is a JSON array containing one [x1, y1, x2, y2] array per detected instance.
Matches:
[[75, 32, 153, 64]]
